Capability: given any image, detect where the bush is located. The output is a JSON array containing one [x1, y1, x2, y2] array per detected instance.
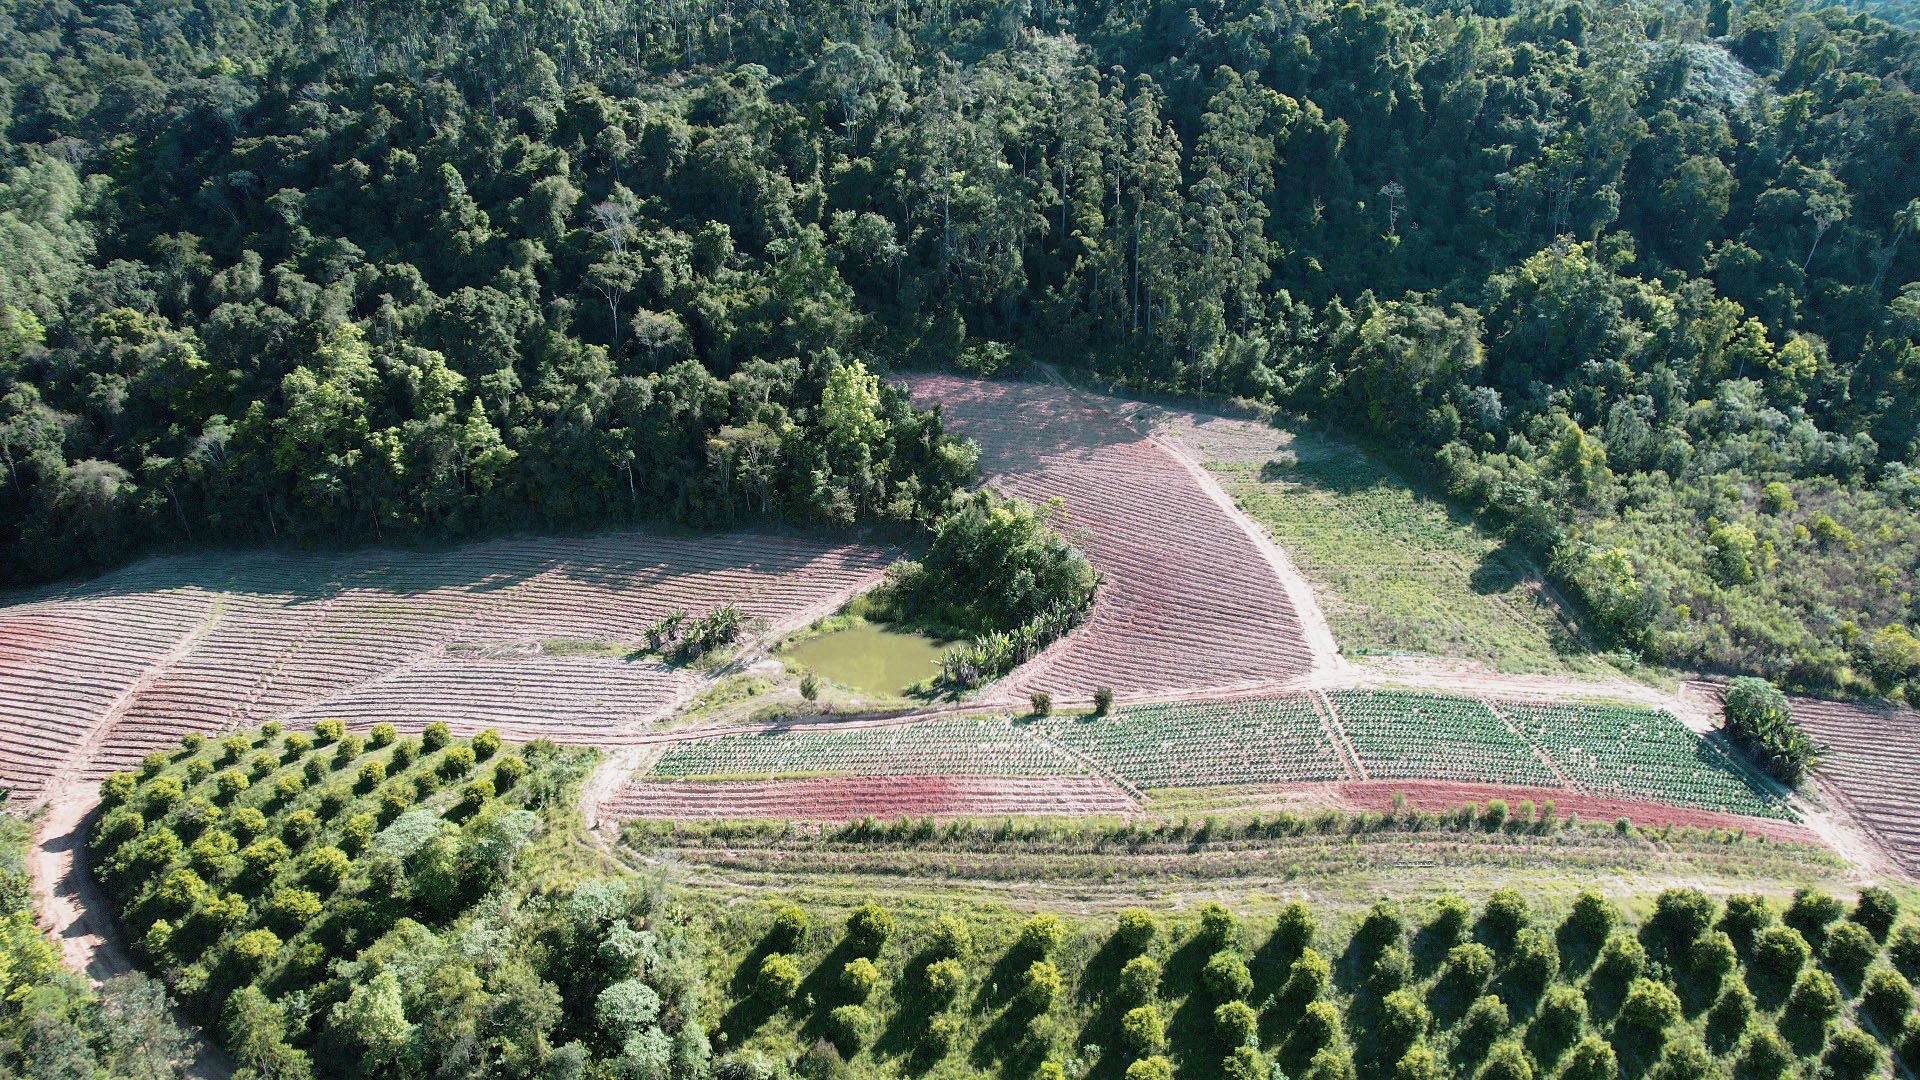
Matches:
[[1861, 965, 1914, 1029], [368, 723, 396, 749], [1018, 913, 1065, 955], [1222, 1046, 1267, 1080], [924, 958, 965, 1006], [282, 732, 312, 759], [313, 718, 344, 744], [1428, 894, 1471, 946], [840, 957, 879, 1002], [845, 903, 892, 955], [1653, 887, 1717, 945], [1476, 1039, 1532, 1080], [1893, 924, 1920, 976], [439, 745, 476, 778], [1020, 960, 1062, 1010], [1722, 676, 1817, 785], [1480, 888, 1528, 948], [755, 953, 801, 1002], [1507, 928, 1558, 993], [471, 729, 501, 759], [1371, 943, 1413, 993], [1557, 1035, 1616, 1080], [421, 722, 450, 751], [391, 739, 418, 768], [1824, 920, 1879, 984], [331, 734, 363, 765], [1275, 900, 1319, 953], [1118, 955, 1161, 1005], [1851, 886, 1899, 941], [1295, 999, 1343, 1057], [1690, 930, 1738, 989], [1093, 687, 1114, 715], [458, 778, 493, 812], [921, 1013, 959, 1057], [357, 760, 386, 790], [1197, 901, 1238, 949], [1394, 1044, 1445, 1080], [1567, 889, 1616, 940], [1029, 692, 1052, 717], [1822, 1026, 1883, 1080], [1280, 946, 1332, 1008], [281, 808, 319, 849], [1719, 893, 1773, 945], [768, 903, 810, 950], [493, 755, 528, 788], [1120, 1005, 1165, 1056], [1530, 985, 1587, 1057], [1441, 942, 1496, 1000], [1124, 1056, 1173, 1080], [301, 846, 350, 890], [1752, 925, 1811, 982], [1202, 950, 1253, 1000], [826, 1005, 871, 1053], [799, 673, 819, 701], [213, 769, 249, 801], [1617, 977, 1683, 1039], [595, 980, 661, 1043], [1115, 908, 1156, 953], [1785, 886, 1845, 948], [1376, 988, 1430, 1061], [1645, 1038, 1718, 1080], [1216, 999, 1258, 1048], [1458, 995, 1509, 1061], [232, 928, 282, 968], [1355, 899, 1406, 955], [1705, 983, 1754, 1050], [1786, 969, 1843, 1028], [927, 912, 972, 959], [1737, 1025, 1794, 1080]]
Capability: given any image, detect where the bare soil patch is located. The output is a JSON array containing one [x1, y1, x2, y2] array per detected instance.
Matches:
[[606, 774, 1138, 820]]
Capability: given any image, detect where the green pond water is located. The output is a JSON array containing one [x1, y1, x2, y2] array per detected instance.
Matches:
[[784, 624, 953, 696]]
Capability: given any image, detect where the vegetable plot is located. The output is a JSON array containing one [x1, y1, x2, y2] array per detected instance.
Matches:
[[1503, 700, 1790, 819], [1326, 690, 1559, 787], [649, 716, 1088, 780], [1038, 696, 1348, 789]]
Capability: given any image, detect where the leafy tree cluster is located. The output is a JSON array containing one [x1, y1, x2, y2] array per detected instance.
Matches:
[[4, 0, 1920, 695], [87, 720, 711, 1079], [1721, 675, 1822, 785], [702, 884, 1920, 1080], [0, 817, 198, 1078]]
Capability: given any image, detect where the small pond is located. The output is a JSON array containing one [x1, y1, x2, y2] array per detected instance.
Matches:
[[784, 624, 954, 697]]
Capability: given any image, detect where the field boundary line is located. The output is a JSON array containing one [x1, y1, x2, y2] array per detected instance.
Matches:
[[1483, 698, 1581, 794], [1311, 690, 1367, 781], [1026, 725, 1145, 803]]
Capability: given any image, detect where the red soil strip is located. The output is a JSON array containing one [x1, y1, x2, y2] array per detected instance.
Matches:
[[605, 775, 1139, 820], [902, 374, 1316, 700], [1331, 779, 1816, 843]]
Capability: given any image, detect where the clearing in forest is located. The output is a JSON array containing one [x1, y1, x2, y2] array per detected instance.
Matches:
[[0, 530, 891, 805], [900, 374, 1323, 701], [1143, 407, 1608, 676]]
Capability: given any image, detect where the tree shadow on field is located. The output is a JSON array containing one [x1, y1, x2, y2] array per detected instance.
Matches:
[[967, 940, 1054, 1075], [1469, 544, 1529, 595], [874, 943, 949, 1074], [1073, 932, 1143, 1080], [794, 937, 865, 1048], [718, 936, 784, 1044]]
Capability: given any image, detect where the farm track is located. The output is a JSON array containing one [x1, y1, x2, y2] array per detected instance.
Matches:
[[0, 529, 894, 808]]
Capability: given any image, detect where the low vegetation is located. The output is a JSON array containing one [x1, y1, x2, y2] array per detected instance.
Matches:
[[1723, 677, 1823, 787]]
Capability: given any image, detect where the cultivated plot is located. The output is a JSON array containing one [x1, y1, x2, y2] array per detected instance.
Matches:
[[0, 531, 892, 804], [1787, 694, 1920, 875], [901, 374, 1320, 700]]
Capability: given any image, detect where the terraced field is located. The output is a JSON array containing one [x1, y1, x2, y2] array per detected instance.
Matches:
[[0, 531, 891, 805], [901, 374, 1324, 700], [614, 690, 1795, 824]]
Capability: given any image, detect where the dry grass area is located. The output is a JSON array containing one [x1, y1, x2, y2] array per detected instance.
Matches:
[[0, 530, 891, 804]]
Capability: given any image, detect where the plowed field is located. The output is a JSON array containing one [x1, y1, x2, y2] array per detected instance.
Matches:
[[0, 531, 891, 804], [901, 374, 1321, 700], [1786, 695, 1920, 876]]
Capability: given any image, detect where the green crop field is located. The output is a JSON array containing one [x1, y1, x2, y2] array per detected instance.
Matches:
[[650, 716, 1087, 780], [1327, 689, 1561, 788], [1037, 696, 1348, 789], [1214, 432, 1615, 676]]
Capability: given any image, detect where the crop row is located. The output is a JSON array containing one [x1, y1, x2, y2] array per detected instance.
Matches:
[[1037, 696, 1348, 789], [649, 717, 1090, 779], [1326, 690, 1560, 788], [1503, 700, 1791, 820]]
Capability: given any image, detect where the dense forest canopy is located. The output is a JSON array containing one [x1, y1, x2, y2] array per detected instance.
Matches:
[[1, 0, 1918, 696]]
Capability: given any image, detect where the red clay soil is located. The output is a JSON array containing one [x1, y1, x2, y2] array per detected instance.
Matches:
[[1331, 779, 1816, 843], [902, 374, 1316, 701], [605, 775, 1139, 820], [0, 531, 892, 806]]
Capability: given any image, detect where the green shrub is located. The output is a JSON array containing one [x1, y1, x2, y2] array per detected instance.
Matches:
[[1197, 901, 1237, 949], [240, 836, 289, 877], [232, 928, 282, 968], [1478, 1041, 1532, 1080], [1860, 965, 1914, 1029], [1103, 908, 1152, 955], [1029, 691, 1052, 717], [1123, 1056, 1173, 1080], [213, 769, 249, 802], [1557, 1036, 1615, 1080], [845, 903, 892, 955], [1020, 960, 1063, 1010], [924, 958, 965, 1006], [1506, 928, 1558, 993], [300, 846, 350, 890], [1371, 943, 1413, 993], [1530, 985, 1587, 1057], [342, 813, 377, 854], [1737, 1025, 1794, 1080], [1705, 983, 1755, 1051], [1202, 950, 1253, 1000], [1458, 995, 1509, 1061], [1850, 886, 1899, 941], [1216, 999, 1258, 1048], [1376, 988, 1430, 1061], [1295, 999, 1343, 1057], [1222, 1046, 1267, 1080], [391, 739, 418, 768], [755, 953, 801, 1002], [421, 722, 450, 751], [229, 806, 268, 840], [1280, 946, 1332, 1008], [1786, 887, 1845, 948], [1120, 1005, 1165, 1056], [1355, 899, 1406, 955], [281, 732, 312, 759], [1118, 955, 1161, 1005], [1822, 1026, 1883, 1080], [144, 775, 185, 813], [924, 1014, 960, 1057], [826, 1005, 871, 1053], [799, 673, 819, 701], [1018, 913, 1065, 955], [1441, 942, 1496, 1000], [493, 755, 528, 788], [1824, 921, 1879, 984], [220, 735, 250, 763], [281, 808, 319, 849], [1653, 887, 1716, 945], [1567, 889, 1616, 940], [271, 772, 304, 802], [1719, 893, 1773, 945], [1752, 925, 1811, 982], [1428, 894, 1471, 946], [1093, 687, 1114, 715], [186, 759, 212, 784], [1890, 924, 1920, 976], [1394, 1044, 1445, 1080], [768, 903, 810, 950], [1786, 969, 1843, 1029], [100, 772, 137, 807], [1480, 887, 1528, 947], [1722, 677, 1817, 785], [368, 723, 396, 749], [840, 957, 879, 1002], [181, 732, 206, 753], [1617, 977, 1683, 1039], [471, 728, 501, 759], [331, 734, 363, 765], [439, 745, 476, 778], [266, 887, 322, 929], [357, 760, 386, 790], [313, 719, 344, 744], [1275, 899, 1318, 953]]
